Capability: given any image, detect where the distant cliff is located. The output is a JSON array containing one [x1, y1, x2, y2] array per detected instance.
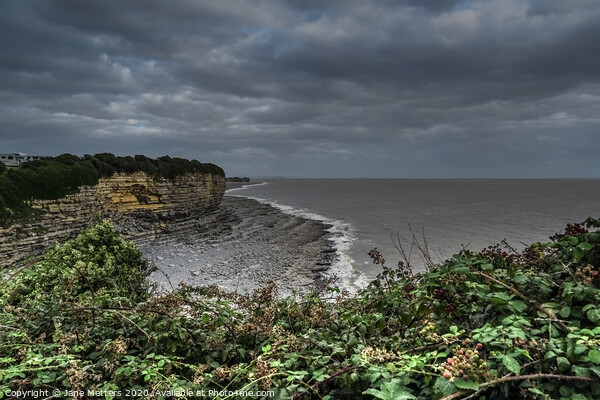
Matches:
[[226, 177, 250, 182], [0, 154, 226, 267]]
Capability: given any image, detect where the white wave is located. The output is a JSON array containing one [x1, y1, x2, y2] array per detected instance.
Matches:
[[228, 192, 370, 294], [225, 181, 269, 194]]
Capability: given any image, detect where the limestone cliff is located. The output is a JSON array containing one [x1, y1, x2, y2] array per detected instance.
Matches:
[[0, 172, 225, 267]]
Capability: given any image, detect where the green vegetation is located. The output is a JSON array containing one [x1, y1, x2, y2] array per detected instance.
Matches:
[[1, 219, 600, 399], [0, 154, 224, 226], [88, 154, 224, 181]]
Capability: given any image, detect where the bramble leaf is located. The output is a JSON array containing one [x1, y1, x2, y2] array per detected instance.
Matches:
[[557, 357, 571, 372], [454, 379, 479, 391], [503, 356, 521, 374], [363, 379, 416, 400], [588, 350, 600, 364]]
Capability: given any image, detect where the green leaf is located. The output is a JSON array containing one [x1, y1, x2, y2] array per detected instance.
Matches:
[[573, 247, 584, 260], [454, 379, 479, 391], [583, 304, 596, 313], [559, 385, 573, 397], [513, 271, 528, 284], [313, 369, 329, 382], [433, 376, 455, 396], [262, 344, 271, 354], [587, 308, 600, 324], [577, 242, 593, 251], [541, 302, 561, 309], [587, 229, 600, 239], [572, 365, 590, 377], [502, 356, 521, 375], [508, 300, 526, 313], [559, 306, 571, 318], [363, 379, 416, 400], [489, 292, 512, 304], [589, 350, 600, 364], [557, 357, 570, 372], [453, 266, 470, 274], [571, 394, 587, 400], [529, 388, 545, 396], [481, 263, 493, 271], [574, 343, 588, 356]]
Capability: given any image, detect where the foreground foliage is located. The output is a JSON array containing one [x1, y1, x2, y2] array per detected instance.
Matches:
[[1, 219, 600, 399], [0, 153, 224, 226]]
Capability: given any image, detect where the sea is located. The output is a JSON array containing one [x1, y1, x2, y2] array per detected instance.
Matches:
[[227, 179, 600, 290]]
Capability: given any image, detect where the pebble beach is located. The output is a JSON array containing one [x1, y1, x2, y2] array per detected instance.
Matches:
[[142, 195, 337, 296]]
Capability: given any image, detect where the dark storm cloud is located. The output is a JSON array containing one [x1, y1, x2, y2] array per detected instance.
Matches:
[[1, 0, 599, 177]]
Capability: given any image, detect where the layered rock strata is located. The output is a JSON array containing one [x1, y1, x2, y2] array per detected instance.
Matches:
[[0, 172, 225, 268]]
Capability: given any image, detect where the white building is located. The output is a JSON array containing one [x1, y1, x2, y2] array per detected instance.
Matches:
[[0, 153, 45, 167]]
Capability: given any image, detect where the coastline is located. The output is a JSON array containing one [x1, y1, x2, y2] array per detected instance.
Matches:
[[142, 195, 337, 296]]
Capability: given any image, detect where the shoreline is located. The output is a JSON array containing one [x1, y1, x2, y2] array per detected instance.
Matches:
[[142, 195, 339, 296]]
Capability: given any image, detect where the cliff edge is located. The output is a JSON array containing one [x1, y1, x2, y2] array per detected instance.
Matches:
[[0, 154, 226, 267]]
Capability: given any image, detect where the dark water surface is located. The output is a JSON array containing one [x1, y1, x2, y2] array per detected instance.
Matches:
[[228, 179, 600, 286]]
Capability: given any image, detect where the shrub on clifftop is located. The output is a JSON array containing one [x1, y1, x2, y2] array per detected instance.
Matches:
[[89, 153, 225, 179]]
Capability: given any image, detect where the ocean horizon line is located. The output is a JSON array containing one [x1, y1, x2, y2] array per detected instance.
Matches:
[[243, 176, 600, 180]]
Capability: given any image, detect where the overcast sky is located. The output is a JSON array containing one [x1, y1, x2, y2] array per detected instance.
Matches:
[[1, 1, 599, 178]]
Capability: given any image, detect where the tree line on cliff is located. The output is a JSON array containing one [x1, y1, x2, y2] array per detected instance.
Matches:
[[0, 218, 599, 399], [0, 153, 224, 226]]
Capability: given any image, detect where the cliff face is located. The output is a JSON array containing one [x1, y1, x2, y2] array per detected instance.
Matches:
[[0, 172, 225, 268]]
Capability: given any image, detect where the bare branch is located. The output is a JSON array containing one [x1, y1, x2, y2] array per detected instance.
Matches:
[[441, 373, 597, 400]]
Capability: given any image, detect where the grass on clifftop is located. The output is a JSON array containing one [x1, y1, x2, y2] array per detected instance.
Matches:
[[0, 153, 225, 226], [1, 219, 600, 399]]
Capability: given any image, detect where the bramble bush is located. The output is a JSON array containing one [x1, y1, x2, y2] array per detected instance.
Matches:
[[1, 219, 599, 399]]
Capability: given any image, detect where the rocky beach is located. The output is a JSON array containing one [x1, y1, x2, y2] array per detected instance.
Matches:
[[142, 195, 337, 296]]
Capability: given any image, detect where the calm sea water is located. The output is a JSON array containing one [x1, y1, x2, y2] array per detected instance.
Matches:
[[227, 179, 600, 289]]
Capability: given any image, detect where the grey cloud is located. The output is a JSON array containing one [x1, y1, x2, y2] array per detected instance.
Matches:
[[1, 0, 599, 178]]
